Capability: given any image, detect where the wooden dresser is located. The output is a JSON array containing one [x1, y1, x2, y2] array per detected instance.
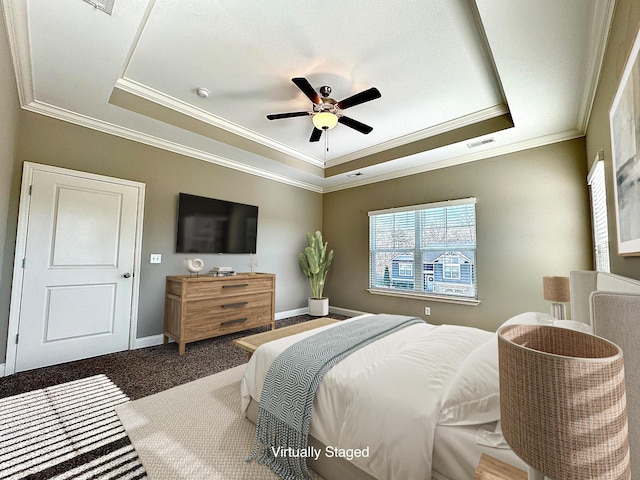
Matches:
[[163, 273, 275, 355]]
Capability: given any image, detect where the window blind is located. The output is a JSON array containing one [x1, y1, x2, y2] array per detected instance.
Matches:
[[588, 158, 610, 272], [369, 198, 477, 299]]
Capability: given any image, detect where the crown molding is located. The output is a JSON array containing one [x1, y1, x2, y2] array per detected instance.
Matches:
[[18, 98, 584, 196], [326, 104, 510, 167], [115, 77, 324, 168], [2, 0, 34, 106], [17, 100, 583, 196], [575, 0, 616, 133], [322, 128, 583, 193], [22, 99, 323, 193]]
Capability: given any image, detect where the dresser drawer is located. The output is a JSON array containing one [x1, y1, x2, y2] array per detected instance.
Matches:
[[185, 292, 272, 318], [183, 305, 272, 340], [183, 276, 274, 299]]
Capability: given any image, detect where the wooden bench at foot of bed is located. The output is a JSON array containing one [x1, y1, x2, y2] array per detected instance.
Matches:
[[233, 317, 339, 359]]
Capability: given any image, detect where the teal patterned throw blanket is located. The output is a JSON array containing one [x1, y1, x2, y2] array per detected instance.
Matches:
[[248, 314, 422, 480]]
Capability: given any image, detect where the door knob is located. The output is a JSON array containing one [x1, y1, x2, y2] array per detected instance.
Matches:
[[123, 273, 132, 278]]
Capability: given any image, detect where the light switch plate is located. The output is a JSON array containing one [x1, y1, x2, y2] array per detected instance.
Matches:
[[150, 254, 162, 264]]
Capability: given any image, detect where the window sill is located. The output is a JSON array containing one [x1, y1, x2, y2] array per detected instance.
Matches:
[[367, 288, 481, 306]]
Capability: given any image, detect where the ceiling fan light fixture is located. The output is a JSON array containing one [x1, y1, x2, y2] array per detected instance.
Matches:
[[312, 112, 338, 130]]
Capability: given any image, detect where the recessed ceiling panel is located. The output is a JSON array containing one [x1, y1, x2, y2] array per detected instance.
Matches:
[[123, 0, 506, 163]]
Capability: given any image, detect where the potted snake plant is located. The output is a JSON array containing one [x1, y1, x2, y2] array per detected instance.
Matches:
[[298, 231, 334, 316]]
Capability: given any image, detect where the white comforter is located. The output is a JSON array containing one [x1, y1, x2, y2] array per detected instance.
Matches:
[[241, 315, 492, 480]]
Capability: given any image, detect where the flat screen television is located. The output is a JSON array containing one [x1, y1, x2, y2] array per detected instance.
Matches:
[[175, 193, 258, 254]]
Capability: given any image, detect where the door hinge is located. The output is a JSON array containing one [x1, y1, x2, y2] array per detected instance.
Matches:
[[29, 185, 32, 195], [15, 333, 19, 344], [22, 258, 26, 268]]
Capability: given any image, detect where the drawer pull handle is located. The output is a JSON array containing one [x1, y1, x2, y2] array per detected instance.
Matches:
[[222, 301, 248, 309], [221, 318, 248, 326], [222, 283, 249, 289]]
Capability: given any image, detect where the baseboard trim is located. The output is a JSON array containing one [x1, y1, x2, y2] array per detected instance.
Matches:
[[0, 363, 5, 377], [133, 335, 166, 349], [329, 306, 367, 317], [275, 307, 308, 320]]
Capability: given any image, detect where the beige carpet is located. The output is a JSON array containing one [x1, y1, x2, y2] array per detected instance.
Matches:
[[116, 364, 324, 480]]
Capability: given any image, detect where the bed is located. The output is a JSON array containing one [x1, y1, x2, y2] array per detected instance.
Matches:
[[570, 270, 640, 477], [241, 270, 640, 479]]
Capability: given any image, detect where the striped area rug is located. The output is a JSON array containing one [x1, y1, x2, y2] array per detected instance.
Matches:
[[0, 375, 147, 480]]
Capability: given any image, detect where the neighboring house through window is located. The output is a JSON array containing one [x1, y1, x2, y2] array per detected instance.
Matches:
[[368, 197, 478, 303]]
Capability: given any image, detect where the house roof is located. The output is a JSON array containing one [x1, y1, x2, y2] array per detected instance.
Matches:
[[1, 0, 614, 192]]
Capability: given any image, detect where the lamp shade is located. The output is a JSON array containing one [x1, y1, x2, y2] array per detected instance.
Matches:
[[312, 112, 338, 130], [542, 276, 570, 302], [498, 325, 630, 479]]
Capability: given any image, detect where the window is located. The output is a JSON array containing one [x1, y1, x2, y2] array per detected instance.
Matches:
[[443, 253, 461, 279], [369, 197, 477, 302], [398, 262, 413, 277], [588, 155, 610, 272]]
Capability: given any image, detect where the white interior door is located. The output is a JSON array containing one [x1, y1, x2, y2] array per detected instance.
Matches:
[[11, 164, 144, 372]]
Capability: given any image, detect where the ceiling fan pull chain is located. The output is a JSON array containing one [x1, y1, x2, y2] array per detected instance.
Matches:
[[324, 129, 328, 164]]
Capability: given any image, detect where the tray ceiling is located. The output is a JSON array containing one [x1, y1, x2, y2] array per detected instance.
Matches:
[[2, 0, 614, 192]]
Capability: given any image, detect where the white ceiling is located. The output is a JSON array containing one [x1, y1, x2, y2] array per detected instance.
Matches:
[[2, 0, 614, 192]]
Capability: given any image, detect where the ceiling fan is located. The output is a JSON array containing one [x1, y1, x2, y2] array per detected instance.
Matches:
[[267, 77, 382, 142]]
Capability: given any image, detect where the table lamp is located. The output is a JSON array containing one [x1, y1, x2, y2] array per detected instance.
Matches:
[[542, 276, 570, 319], [498, 324, 630, 480]]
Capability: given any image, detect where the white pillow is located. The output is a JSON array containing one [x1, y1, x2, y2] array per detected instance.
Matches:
[[438, 334, 499, 425], [438, 312, 592, 426]]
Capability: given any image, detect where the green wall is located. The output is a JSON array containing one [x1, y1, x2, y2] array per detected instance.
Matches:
[[323, 139, 593, 332], [0, 12, 21, 365], [586, 0, 640, 280], [0, 111, 322, 362]]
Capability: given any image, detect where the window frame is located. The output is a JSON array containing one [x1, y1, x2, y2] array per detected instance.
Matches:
[[587, 154, 611, 272], [368, 197, 480, 306]]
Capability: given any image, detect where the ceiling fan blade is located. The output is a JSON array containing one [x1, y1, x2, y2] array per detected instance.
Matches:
[[292, 77, 321, 104], [336, 87, 381, 110], [266, 111, 310, 120], [338, 116, 374, 134], [309, 127, 323, 142]]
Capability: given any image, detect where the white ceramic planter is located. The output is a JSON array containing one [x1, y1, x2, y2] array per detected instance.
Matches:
[[308, 297, 329, 316]]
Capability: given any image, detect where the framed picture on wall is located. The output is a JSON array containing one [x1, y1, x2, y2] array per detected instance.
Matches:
[[609, 27, 640, 256]]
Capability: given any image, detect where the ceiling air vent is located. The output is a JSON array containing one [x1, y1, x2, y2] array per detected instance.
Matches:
[[83, 0, 115, 15], [467, 137, 495, 149]]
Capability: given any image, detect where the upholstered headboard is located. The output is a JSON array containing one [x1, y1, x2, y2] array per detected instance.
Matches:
[[570, 270, 640, 475], [570, 270, 640, 325]]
